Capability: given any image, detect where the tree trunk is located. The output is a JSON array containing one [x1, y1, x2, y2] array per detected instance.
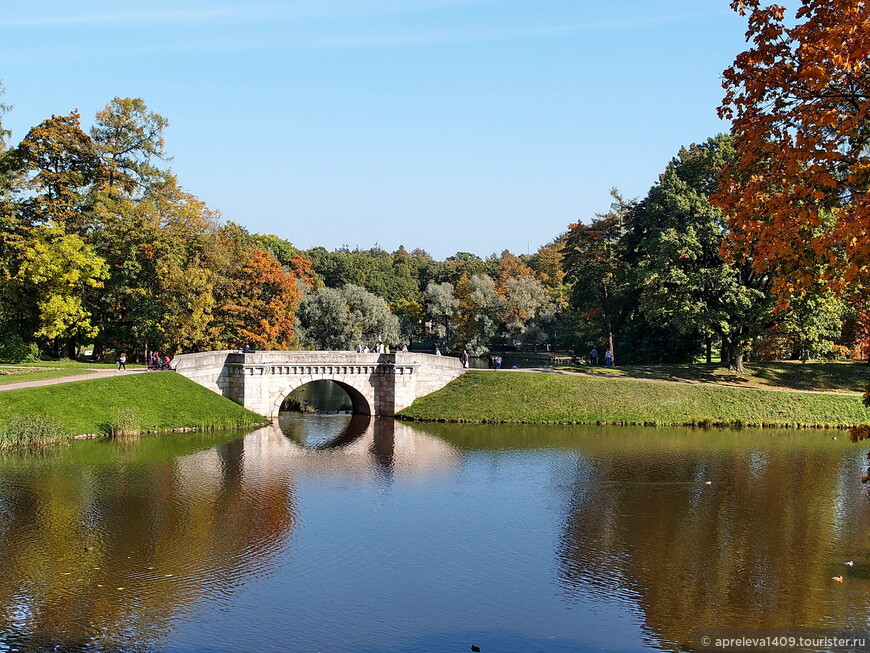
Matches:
[[705, 335, 712, 365], [602, 281, 615, 364], [726, 338, 745, 373]]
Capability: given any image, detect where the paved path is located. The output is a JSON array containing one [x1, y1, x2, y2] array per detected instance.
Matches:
[[0, 368, 148, 392]]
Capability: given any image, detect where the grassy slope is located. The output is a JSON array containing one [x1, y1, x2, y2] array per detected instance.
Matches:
[[0, 373, 265, 435], [399, 370, 870, 428], [558, 361, 869, 393]]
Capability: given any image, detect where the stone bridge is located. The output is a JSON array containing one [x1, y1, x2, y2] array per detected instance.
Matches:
[[171, 351, 465, 418]]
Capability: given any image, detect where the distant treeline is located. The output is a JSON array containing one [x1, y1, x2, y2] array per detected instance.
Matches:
[[0, 92, 867, 369]]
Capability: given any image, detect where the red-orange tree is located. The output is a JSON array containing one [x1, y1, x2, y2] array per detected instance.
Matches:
[[715, 0, 870, 297], [228, 248, 311, 350]]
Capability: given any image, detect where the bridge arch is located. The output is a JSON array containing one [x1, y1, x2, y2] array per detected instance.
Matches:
[[274, 377, 372, 418]]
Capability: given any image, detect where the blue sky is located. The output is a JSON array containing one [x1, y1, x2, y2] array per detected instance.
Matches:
[[1, 0, 749, 259]]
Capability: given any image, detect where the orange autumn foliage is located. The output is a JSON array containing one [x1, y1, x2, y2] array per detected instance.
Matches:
[[714, 0, 870, 299], [232, 248, 308, 350]]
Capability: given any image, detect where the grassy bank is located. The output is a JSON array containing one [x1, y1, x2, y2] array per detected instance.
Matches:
[[0, 373, 265, 444], [398, 370, 870, 428], [556, 360, 869, 393]]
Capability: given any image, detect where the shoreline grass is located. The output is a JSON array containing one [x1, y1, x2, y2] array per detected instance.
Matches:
[[398, 370, 870, 428], [0, 373, 265, 441], [0, 415, 69, 450]]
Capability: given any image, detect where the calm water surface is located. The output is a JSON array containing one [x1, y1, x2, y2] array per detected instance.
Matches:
[[0, 416, 868, 652]]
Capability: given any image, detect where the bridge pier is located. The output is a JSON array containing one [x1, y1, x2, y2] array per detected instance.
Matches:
[[172, 351, 465, 419]]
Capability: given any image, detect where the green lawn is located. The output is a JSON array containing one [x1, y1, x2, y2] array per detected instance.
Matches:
[[0, 372, 265, 437], [399, 370, 870, 428], [0, 359, 141, 386], [557, 360, 869, 393]]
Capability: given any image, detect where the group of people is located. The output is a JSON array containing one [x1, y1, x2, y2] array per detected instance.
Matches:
[[146, 351, 172, 371], [115, 350, 172, 371], [587, 347, 614, 368], [355, 343, 409, 354]]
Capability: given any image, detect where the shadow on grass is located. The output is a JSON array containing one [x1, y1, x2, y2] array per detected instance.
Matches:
[[752, 361, 868, 392], [558, 361, 868, 392], [624, 364, 751, 386]]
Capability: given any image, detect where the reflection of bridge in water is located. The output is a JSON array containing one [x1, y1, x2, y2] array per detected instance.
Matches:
[[172, 351, 465, 418], [235, 418, 460, 481]]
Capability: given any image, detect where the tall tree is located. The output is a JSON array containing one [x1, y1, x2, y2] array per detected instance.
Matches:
[[17, 226, 108, 356], [11, 112, 104, 234], [562, 193, 633, 362], [716, 0, 870, 297], [632, 135, 775, 371], [425, 281, 459, 349], [91, 97, 169, 196], [296, 285, 401, 350], [224, 248, 305, 350], [0, 81, 10, 150], [453, 273, 501, 354], [498, 276, 555, 349]]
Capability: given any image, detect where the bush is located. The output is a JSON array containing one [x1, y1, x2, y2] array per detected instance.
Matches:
[[0, 334, 41, 364], [0, 415, 68, 449]]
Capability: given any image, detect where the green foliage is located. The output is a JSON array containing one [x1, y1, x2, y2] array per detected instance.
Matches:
[[11, 111, 104, 232], [499, 276, 555, 347], [630, 134, 774, 370], [761, 291, 848, 361], [297, 284, 401, 350], [91, 96, 168, 195], [0, 333, 41, 363], [17, 226, 108, 342], [562, 191, 635, 360], [425, 281, 459, 347]]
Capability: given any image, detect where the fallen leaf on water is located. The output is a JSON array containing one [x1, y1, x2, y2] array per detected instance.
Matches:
[[832, 576, 844, 582]]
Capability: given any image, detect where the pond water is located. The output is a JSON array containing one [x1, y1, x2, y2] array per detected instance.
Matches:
[[0, 416, 868, 652]]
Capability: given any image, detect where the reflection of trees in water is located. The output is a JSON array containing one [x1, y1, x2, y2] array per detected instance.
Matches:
[[0, 435, 296, 650], [558, 446, 870, 651], [282, 380, 356, 413]]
